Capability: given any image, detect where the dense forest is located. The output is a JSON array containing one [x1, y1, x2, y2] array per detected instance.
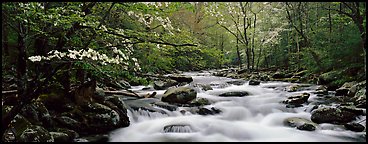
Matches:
[[1, 2, 366, 142]]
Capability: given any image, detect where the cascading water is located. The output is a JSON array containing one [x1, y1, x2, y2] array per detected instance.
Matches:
[[108, 71, 366, 142]]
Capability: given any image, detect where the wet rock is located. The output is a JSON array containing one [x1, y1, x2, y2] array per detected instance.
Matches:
[[226, 80, 246, 86], [335, 88, 350, 96], [219, 91, 250, 97], [282, 93, 310, 106], [284, 117, 318, 131], [352, 88, 366, 108], [313, 85, 328, 96], [344, 122, 365, 132], [284, 84, 300, 92], [18, 125, 54, 142], [55, 116, 81, 130], [20, 102, 53, 127], [74, 134, 109, 142], [125, 99, 167, 114], [168, 75, 193, 83], [80, 102, 123, 134], [249, 80, 260, 85], [197, 107, 221, 115], [50, 132, 70, 142], [12, 114, 32, 139], [311, 107, 358, 124], [210, 83, 230, 89], [105, 95, 128, 113], [153, 79, 178, 90], [163, 124, 193, 133], [161, 87, 197, 104], [191, 98, 210, 106], [153, 101, 178, 111], [54, 128, 79, 140], [142, 86, 152, 90], [337, 105, 365, 116], [198, 84, 213, 91], [348, 81, 366, 97]]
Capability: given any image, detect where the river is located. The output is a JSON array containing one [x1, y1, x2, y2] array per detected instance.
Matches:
[[108, 71, 366, 142]]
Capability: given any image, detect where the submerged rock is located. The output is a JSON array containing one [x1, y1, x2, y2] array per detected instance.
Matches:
[[197, 107, 221, 115], [344, 122, 365, 132], [163, 124, 194, 133], [219, 91, 250, 97]]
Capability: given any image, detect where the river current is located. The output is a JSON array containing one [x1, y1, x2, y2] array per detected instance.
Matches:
[[108, 71, 366, 142]]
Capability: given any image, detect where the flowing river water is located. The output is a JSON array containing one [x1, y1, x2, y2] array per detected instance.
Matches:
[[108, 71, 366, 142]]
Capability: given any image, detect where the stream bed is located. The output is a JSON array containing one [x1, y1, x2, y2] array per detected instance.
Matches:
[[108, 71, 366, 142]]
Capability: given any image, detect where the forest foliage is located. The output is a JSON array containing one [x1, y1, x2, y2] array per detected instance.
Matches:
[[1, 2, 366, 135]]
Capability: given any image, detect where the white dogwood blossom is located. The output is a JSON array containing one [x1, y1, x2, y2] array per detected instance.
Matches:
[[28, 47, 141, 71]]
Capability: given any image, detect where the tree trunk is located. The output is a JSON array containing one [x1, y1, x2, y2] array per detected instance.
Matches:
[[252, 13, 256, 70], [236, 33, 242, 68], [16, 23, 27, 97]]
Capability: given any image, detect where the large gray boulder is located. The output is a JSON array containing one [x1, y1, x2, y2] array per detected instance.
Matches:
[[161, 87, 197, 104], [311, 107, 358, 124]]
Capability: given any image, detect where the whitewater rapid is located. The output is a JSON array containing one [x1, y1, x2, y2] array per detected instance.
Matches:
[[108, 71, 366, 142]]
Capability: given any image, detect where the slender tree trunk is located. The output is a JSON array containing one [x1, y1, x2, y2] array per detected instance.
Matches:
[[236, 33, 242, 68], [252, 13, 256, 70]]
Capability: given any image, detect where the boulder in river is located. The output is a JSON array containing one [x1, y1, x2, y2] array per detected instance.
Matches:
[[335, 81, 357, 96], [219, 91, 250, 97], [197, 107, 221, 115], [161, 87, 197, 104], [153, 79, 178, 90], [168, 74, 193, 83], [344, 122, 365, 132], [282, 93, 310, 106], [248, 80, 261, 85], [284, 117, 318, 131], [311, 107, 358, 124], [351, 88, 366, 108]]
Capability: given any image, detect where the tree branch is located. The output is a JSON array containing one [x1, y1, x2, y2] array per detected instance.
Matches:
[[104, 30, 197, 47]]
